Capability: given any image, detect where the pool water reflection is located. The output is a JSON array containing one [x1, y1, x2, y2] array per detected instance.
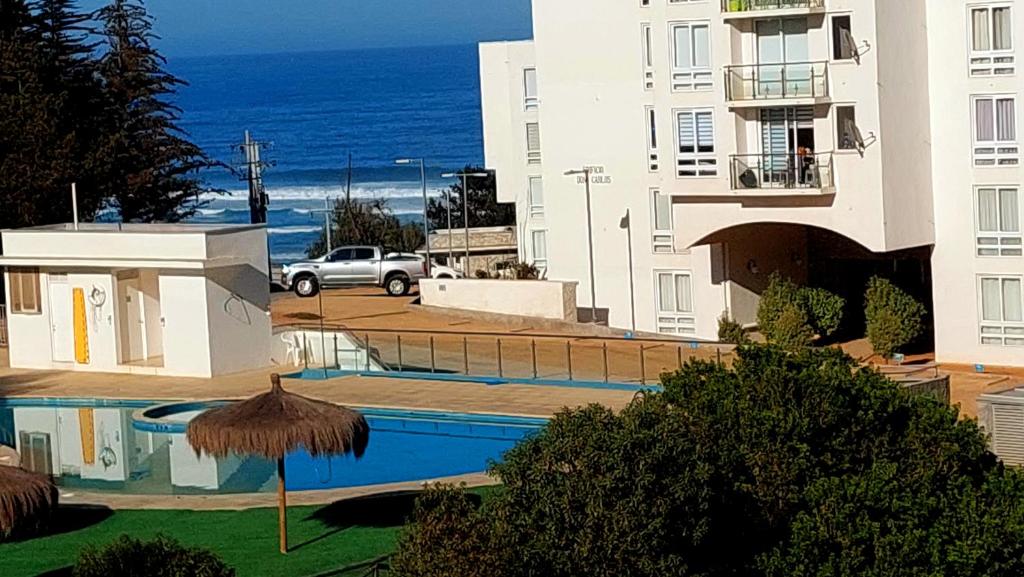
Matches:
[[0, 399, 543, 495]]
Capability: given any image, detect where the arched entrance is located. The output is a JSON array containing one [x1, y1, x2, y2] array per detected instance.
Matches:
[[698, 223, 933, 343]]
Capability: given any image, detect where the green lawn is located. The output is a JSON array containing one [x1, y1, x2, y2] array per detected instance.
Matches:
[[0, 493, 415, 577]]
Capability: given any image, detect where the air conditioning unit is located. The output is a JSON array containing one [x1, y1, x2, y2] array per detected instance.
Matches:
[[978, 387, 1024, 466]]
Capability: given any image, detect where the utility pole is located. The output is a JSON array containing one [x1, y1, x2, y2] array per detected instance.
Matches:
[[235, 131, 273, 225]]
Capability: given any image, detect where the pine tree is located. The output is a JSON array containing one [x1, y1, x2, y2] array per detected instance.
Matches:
[[0, 0, 107, 229], [94, 0, 218, 222]]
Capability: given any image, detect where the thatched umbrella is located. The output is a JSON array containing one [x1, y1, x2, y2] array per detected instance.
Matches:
[[187, 373, 369, 554], [0, 465, 58, 539]]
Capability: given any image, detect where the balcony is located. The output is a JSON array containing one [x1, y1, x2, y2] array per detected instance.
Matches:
[[721, 0, 826, 20], [724, 61, 830, 107], [729, 152, 835, 194]]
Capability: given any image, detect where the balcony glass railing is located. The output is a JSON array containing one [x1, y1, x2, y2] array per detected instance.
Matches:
[[730, 152, 834, 192], [721, 0, 825, 13], [725, 61, 829, 102]]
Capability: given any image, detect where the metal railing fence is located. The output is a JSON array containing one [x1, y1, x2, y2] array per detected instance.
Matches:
[[282, 323, 737, 386]]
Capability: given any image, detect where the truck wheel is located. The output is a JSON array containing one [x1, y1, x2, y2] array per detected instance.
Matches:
[[385, 275, 410, 297], [294, 276, 319, 298]]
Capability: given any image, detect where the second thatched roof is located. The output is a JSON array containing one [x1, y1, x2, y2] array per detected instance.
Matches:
[[0, 465, 58, 539], [186, 374, 370, 460]]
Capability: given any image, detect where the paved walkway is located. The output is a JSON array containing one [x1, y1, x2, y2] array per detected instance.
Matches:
[[58, 473, 495, 511], [0, 355, 636, 419]]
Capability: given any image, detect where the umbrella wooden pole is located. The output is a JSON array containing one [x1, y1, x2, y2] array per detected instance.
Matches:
[[278, 457, 288, 554]]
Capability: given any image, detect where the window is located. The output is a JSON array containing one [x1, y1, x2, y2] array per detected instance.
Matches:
[[651, 189, 674, 253], [676, 109, 717, 177], [973, 96, 1019, 166], [970, 5, 1015, 76], [977, 186, 1022, 256], [328, 248, 352, 262], [529, 176, 544, 216], [352, 248, 376, 260], [836, 106, 860, 150], [655, 271, 695, 334], [979, 275, 1024, 345], [526, 123, 542, 164], [831, 15, 857, 61], [531, 230, 548, 268], [524, 68, 538, 109], [8, 268, 40, 314], [645, 106, 659, 171], [641, 24, 655, 90], [671, 22, 712, 91]]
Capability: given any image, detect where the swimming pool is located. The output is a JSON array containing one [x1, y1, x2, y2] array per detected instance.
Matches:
[[0, 398, 544, 495]]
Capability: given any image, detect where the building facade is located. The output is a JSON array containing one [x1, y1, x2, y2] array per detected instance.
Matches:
[[480, 0, 1024, 367], [0, 224, 272, 378]]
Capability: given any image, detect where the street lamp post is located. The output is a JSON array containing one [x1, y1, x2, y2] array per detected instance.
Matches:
[[564, 167, 599, 324], [395, 158, 430, 276], [441, 171, 490, 275], [620, 209, 636, 333]]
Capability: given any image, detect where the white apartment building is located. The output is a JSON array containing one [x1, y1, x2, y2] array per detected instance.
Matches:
[[481, 0, 1024, 368]]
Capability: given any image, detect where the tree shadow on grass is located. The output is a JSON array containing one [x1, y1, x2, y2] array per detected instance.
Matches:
[[46, 504, 115, 537], [3, 504, 114, 545], [291, 490, 481, 552]]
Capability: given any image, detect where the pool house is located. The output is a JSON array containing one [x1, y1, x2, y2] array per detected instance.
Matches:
[[0, 223, 272, 378]]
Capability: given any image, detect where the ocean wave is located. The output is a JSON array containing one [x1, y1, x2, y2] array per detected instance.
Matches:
[[270, 252, 312, 262], [200, 184, 443, 202], [268, 226, 322, 235], [196, 208, 226, 216]]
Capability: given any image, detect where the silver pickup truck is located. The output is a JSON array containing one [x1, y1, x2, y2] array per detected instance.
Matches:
[[280, 246, 427, 297]]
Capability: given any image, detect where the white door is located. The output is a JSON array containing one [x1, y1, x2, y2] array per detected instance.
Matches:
[[118, 274, 146, 362], [48, 277, 74, 363]]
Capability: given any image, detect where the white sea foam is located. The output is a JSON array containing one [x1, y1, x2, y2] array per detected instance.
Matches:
[[200, 183, 444, 202], [268, 226, 322, 235], [196, 208, 226, 216], [271, 252, 312, 263]]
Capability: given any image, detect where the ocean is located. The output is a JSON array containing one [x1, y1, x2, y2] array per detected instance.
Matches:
[[166, 44, 484, 263]]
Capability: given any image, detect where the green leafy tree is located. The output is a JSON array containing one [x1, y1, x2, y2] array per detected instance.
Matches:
[[394, 345, 1024, 577], [865, 276, 927, 358], [306, 197, 425, 257], [94, 0, 218, 222], [0, 0, 108, 230], [426, 167, 513, 231], [74, 534, 235, 577]]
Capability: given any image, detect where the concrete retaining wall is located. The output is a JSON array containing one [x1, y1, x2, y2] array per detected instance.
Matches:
[[419, 279, 578, 321]]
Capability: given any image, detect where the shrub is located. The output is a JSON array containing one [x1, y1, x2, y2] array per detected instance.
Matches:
[[73, 534, 235, 577], [865, 276, 926, 358], [392, 486, 498, 577], [393, 345, 1024, 577], [802, 287, 844, 337], [474, 269, 492, 279], [717, 313, 749, 345], [756, 273, 799, 338], [770, 303, 815, 351], [757, 273, 845, 345]]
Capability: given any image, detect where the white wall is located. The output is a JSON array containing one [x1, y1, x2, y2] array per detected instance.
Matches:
[[928, 1, 1024, 368], [204, 272, 272, 376], [420, 279, 578, 321], [3, 270, 119, 372]]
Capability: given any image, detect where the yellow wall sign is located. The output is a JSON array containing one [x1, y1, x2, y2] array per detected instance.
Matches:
[[78, 408, 96, 466], [73, 287, 90, 364]]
